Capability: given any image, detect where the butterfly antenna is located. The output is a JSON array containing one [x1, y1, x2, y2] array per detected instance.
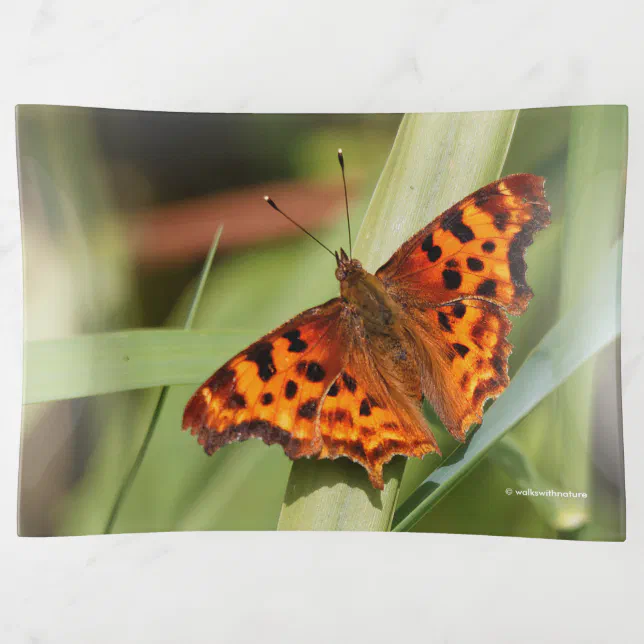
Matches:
[[263, 195, 335, 258], [337, 149, 352, 259]]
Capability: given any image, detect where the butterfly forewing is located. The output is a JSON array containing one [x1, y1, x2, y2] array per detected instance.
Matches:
[[182, 298, 344, 459], [377, 174, 551, 315]]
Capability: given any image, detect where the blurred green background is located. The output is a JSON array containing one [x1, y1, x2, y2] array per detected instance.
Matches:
[[17, 106, 626, 539]]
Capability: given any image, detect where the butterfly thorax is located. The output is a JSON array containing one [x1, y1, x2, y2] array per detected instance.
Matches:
[[336, 250, 403, 337]]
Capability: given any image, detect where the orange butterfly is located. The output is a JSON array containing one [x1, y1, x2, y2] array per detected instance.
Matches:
[[183, 152, 551, 489]]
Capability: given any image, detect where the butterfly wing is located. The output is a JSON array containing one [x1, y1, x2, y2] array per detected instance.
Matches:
[[404, 298, 513, 440], [315, 320, 439, 489], [377, 174, 550, 315], [183, 298, 439, 489], [376, 174, 551, 439], [182, 298, 344, 459]]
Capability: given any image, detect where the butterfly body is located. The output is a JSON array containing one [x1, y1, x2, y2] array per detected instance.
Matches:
[[183, 174, 551, 489], [337, 250, 403, 337]]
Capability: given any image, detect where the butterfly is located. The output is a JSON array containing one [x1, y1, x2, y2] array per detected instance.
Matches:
[[183, 152, 551, 490]]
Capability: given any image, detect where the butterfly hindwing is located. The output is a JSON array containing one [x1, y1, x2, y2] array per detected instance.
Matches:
[[317, 361, 439, 490], [182, 298, 344, 459], [414, 300, 513, 439]]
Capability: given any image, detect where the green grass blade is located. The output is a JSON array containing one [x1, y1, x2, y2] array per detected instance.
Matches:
[[184, 226, 223, 330], [103, 228, 222, 533], [103, 387, 170, 534], [277, 110, 519, 531], [392, 241, 622, 532], [24, 329, 259, 404]]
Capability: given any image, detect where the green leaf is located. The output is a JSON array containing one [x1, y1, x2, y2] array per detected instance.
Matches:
[[392, 241, 622, 532], [277, 110, 519, 531], [24, 328, 258, 404]]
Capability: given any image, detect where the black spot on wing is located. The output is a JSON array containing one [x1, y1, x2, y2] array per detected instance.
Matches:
[[282, 329, 308, 353], [327, 381, 340, 397], [438, 311, 452, 332], [421, 235, 433, 251], [442, 269, 462, 290], [476, 279, 497, 297], [342, 372, 357, 393], [453, 343, 470, 358], [305, 362, 326, 382], [421, 233, 442, 263], [441, 208, 475, 243], [261, 392, 273, 406], [482, 241, 496, 253], [427, 246, 441, 262], [298, 398, 319, 419], [467, 257, 484, 272], [285, 380, 298, 400], [246, 342, 276, 382], [326, 409, 353, 427], [359, 399, 372, 417], [228, 392, 246, 409], [453, 302, 467, 318]]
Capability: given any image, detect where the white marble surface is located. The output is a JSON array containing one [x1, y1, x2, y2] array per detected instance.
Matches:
[[2, 1, 644, 642]]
